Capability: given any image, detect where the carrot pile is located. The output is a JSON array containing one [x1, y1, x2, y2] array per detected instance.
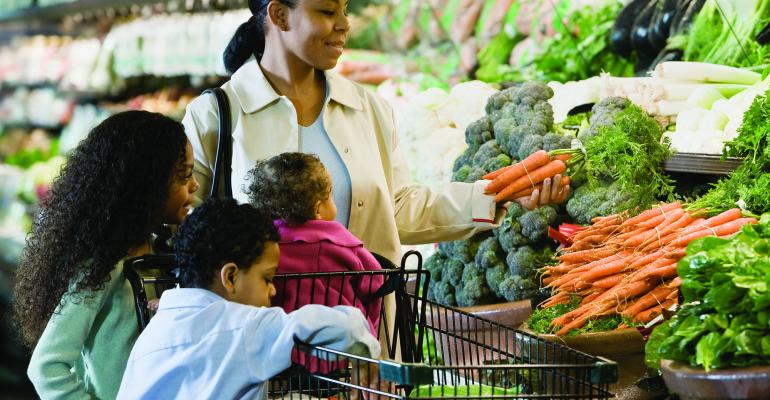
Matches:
[[540, 202, 757, 336], [483, 150, 571, 202]]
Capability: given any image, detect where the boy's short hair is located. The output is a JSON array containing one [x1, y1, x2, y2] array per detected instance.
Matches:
[[173, 198, 280, 288], [247, 152, 331, 224]]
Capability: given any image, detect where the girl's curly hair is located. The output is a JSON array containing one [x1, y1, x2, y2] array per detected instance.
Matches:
[[13, 110, 188, 348], [247, 152, 331, 224], [173, 198, 280, 288]]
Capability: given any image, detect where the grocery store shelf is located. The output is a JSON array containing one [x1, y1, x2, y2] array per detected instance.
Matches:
[[0, 0, 161, 23], [663, 153, 743, 175]]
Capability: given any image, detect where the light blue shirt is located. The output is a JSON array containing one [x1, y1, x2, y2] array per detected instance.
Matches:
[[117, 288, 380, 400], [299, 85, 352, 227]]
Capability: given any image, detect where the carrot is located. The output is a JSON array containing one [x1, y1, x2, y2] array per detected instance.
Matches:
[[593, 274, 624, 288], [664, 249, 686, 259], [549, 253, 626, 286], [580, 255, 631, 282], [633, 298, 677, 324], [627, 249, 667, 271], [621, 284, 675, 317], [558, 247, 618, 263], [572, 226, 621, 242], [579, 291, 604, 306], [542, 276, 557, 285], [482, 165, 513, 180], [540, 291, 569, 308], [640, 212, 694, 250], [670, 217, 756, 247], [644, 263, 678, 280], [624, 258, 675, 283], [553, 154, 572, 162], [508, 176, 571, 199], [495, 160, 567, 202], [704, 208, 743, 227], [593, 278, 657, 305], [667, 277, 683, 288], [484, 150, 550, 194], [621, 202, 681, 227], [624, 209, 685, 247]]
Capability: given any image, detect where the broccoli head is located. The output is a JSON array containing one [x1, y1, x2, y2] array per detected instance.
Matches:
[[456, 263, 492, 307], [519, 205, 557, 242], [465, 117, 494, 146], [517, 134, 544, 161], [566, 181, 633, 224], [452, 144, 480, 173], [542, 132, 573, 152], [482, 153, 512, 173], [429, 279, 457, 306], [474, 236, 504, 269], [452, 164, 472, 182], [498, 274, 538, 302], [442, 233, 490, 264], [423, 252, 447, 283], [485, 88, 514, 115], [465, 166, 487, 183], [515, 81, 554, 103], [505, 246, 538, 277], [472, 140, 503, 168], [485, 262, 508, 300], [495, 202, 530, 252], [579, 96, 631, 142], [444, 258, 464, 287]]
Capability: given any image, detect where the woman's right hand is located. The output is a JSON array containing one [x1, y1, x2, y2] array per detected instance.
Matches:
[[514, 174, 571, 210]]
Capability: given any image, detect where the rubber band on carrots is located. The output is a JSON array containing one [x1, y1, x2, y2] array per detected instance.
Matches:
[[523, 162, 535, 189]]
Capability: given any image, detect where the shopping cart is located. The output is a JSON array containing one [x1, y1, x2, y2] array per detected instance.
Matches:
[[268, 251, 618, 399], [124, 254, 178, 330]]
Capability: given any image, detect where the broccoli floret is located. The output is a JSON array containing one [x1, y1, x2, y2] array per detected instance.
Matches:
[[520, 206, 557, 242], [485, 262, 508, 300], [517, 134, 544, 161], [474, 236, 504, 269], [445, 258, 464, 287], [465, 117, 494, 146], [465, 166, 487, 183], [482, 153, 512, 173], [429, 280, 457, 306], [579, 96, 631, 142], [495, 203, 530, 252], [542, 132, 573, 152], [566, 181, 634, 224], [423, 252, 447, 283], [517, 81, 554, 103], [485, 88, 514, 115], [437, 241, 454, 257], [472, 140, 503, 168], [452, 164, 472, 182], [506, 246, 538, 277], [443, 233, 490, 264], [456, 264, 491, 307], [452, 144, 480, 173], [498, 274, 538, 302]]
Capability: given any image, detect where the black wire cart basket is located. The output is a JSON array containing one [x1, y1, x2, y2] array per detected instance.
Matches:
[[267, 251, 618, 399]]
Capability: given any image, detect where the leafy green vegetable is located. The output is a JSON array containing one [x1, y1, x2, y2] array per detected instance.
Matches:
[[645, 215, 770, 372], [531, 2, 635, 82], [409, 383, 523, 398]]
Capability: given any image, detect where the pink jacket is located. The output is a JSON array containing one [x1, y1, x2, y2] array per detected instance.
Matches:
[[273, 219, 384, 335]]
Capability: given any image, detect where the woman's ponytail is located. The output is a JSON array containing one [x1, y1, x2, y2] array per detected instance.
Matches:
[[222, 0, 298, 75], [223, 15, 265, 75]]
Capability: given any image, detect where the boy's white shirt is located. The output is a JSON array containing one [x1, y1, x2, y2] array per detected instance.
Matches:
[[116, 288, 380, 400], [183, 56, 498, 265]]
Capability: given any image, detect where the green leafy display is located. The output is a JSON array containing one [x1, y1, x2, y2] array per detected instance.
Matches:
[[645, 214, 770, 372]]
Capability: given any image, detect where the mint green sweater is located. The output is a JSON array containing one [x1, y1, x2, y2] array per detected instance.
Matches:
[[28, 260, 139, 399]]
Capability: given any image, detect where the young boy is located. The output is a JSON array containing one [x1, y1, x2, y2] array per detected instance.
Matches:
[[117, 198, 380, 400]]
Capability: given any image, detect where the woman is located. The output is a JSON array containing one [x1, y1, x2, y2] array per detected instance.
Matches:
[[183, 0, 558, 263]]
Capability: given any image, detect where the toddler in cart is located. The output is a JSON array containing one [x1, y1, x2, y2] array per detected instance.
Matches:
[[247, 152, 385, 335], [117, 198, 380, 400]]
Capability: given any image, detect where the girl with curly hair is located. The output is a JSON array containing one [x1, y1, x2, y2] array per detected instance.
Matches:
[[13, 110, 199, 399], [248, 152, 383, 334]]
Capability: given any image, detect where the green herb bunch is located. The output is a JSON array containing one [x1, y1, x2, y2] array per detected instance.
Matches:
[[689, 88, 770, 215]]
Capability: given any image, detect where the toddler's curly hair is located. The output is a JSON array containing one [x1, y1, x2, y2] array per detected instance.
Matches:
[[247, 152, 331, 224]]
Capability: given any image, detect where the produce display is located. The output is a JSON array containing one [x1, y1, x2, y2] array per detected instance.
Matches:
[[645, 215, 770, 371], [425, 82, 572, 307], [530, 203, 755, 335]]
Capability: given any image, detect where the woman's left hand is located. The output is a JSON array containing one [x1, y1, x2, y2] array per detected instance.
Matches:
[[514, 174, 571, 210]]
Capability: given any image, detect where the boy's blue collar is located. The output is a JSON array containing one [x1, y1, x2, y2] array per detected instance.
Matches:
[[157, 288, 225, 311]]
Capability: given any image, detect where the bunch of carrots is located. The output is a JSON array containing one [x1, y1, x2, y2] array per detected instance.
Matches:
[[483, 150, 571, 202], [539, 202, 756, 336]]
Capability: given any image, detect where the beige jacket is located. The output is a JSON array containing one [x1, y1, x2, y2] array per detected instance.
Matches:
[[182, 57, 496, 263]]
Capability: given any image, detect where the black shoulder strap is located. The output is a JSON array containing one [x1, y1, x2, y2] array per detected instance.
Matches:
[[203, 87, 233, 199]]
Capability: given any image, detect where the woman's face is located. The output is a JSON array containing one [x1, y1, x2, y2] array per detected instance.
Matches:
[[281, 0, 350, 70], [163, 141, 199, 225]]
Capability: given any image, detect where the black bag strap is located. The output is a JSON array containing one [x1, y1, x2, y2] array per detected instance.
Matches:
[[203, 87, 233, 199]]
